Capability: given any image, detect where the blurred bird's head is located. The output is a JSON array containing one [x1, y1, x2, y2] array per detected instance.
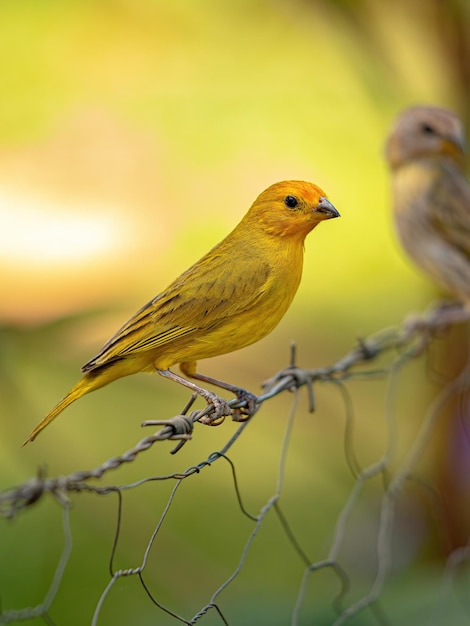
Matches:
[[385, 105, 466, 170], [245, 180, 340, 238]]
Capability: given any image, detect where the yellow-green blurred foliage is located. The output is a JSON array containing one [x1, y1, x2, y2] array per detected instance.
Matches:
[[1, 0, 469, 624]]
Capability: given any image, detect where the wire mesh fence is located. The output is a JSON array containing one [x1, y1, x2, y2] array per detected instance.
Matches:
[[2, 303, 470, 625]]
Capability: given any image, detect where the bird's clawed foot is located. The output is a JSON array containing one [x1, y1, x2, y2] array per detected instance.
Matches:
[[198, 392, 232, 426], [230, 388, 258, 422], [198, 387, 258, 425], [156, 368, 258, 427]]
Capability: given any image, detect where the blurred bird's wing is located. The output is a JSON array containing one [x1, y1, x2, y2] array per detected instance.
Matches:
[[430, 164, 470, 259], [82, 249, 271, 371]]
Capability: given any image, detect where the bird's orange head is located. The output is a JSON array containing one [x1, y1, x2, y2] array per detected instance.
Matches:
[[243, 180, 340, 238], [385, 105, 466, 170]]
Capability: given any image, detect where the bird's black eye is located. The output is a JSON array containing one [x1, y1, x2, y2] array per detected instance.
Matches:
[[284, 195, 298, 209], [421, 123, 435, 135]]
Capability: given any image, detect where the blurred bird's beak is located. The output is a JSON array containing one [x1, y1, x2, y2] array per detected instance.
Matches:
[[444, 134, 466, 156], [316, 197, 340, 219]]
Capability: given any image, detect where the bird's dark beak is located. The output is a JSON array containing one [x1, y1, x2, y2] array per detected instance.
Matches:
[[316, 197, 340, 219]]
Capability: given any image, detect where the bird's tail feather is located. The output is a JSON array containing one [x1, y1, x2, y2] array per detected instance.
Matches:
[[22, 366, 115, 446]]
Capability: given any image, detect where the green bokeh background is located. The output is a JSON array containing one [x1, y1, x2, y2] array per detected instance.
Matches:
[[1, 1, 469, 624]]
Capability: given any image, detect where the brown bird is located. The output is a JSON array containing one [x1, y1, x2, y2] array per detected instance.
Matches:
[[24, 180, 339, 445], [385, 105, 470, 302]]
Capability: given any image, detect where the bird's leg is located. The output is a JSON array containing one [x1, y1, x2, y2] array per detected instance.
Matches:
[[157, 368, 231, 425], [179, 362, 258, 422]]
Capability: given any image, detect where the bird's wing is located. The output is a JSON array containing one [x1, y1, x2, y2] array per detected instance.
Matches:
[[82, 245, 272, 371], [430, 165, 470, 259]]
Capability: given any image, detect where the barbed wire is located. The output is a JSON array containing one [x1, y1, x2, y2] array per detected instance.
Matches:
[[1, 301, 470, 625]]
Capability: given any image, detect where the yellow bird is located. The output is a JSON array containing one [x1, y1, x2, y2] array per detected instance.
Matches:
[[24, 180, 339, 444]]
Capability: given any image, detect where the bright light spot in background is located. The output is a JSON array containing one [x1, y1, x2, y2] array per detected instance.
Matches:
[[0, 187, 139, 322], [0, 189, 125, 267]]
